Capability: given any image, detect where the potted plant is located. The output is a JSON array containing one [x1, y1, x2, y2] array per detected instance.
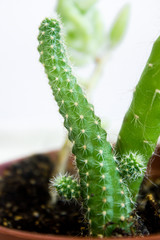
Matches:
[[1, 0, 160, 238], [37, 17, 160, 237], [1, 12, 160, 239]]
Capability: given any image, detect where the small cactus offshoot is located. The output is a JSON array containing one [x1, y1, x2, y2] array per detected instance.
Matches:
[[50, 174, 80, 200], [116, 152, 147, 198], [117, 152, 146, 181]]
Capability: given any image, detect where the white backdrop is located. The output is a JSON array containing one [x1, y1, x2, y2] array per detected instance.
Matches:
[[1, 0, 160, 162]]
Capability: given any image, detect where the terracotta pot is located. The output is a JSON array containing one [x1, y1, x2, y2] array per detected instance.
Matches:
[[146, 146, 160, 180], [0, 151, 160, 240]]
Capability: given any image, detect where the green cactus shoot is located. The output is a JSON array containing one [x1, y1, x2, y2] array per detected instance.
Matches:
[[50, 173, 80, 200], [38, 18, 133, 237], [116, 36, 160, 199]]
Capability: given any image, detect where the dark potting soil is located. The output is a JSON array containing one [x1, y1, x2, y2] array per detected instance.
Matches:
[[0, 155, 88, 236], [0, 154, 160, 236], [137, 177, 160, 234]]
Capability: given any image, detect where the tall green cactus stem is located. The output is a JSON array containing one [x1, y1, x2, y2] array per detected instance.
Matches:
[[38, 18, 132, 237], [51, 174, 80, 200], [116, 36, 160, 198]]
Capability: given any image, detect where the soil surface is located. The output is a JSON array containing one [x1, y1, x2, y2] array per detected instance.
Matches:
[[0, 154, 160, 236], [0, 155, 88, 236], [137, 177, 160, 234]]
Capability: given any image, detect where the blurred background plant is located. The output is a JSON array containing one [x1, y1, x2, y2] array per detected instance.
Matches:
[[57, 0, 130, 65], [57, 0, 105, 66]]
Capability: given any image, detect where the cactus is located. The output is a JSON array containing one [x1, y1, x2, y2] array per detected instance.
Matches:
[[116, 36, 160, 198], [51, 174, 80, 200], [38, 18, 133, 237]]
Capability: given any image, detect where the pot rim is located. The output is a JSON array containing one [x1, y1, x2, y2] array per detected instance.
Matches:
[[1, 225, 160, 240]]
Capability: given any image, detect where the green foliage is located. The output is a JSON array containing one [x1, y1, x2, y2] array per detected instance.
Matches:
[[116, 36, 160, 198], [56, 0, 105, 65], [56, 1, 130, 66], [38, 18, 133, 237], [74, 0, 98, 11], [109, 4, 130, 47], [51, 174, 80, 200]]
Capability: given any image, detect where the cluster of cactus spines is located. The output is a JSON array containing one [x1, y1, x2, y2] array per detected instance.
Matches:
[[51, 174, 80, 200], [38, 18, 133, 237], [115, 36, 160, 198], [116, 153, 146, 198], [117, 153, 146, 181]]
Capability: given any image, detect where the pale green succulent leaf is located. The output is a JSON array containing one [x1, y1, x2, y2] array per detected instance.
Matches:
[[109, 4, 130, 47]]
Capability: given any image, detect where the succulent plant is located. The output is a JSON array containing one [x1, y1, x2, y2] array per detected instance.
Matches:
[[37, 17, 160, 237]]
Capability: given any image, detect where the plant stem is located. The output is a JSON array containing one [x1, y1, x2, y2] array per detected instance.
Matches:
[[56, 138, 72, 175], [85, 51, 111, 95]]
